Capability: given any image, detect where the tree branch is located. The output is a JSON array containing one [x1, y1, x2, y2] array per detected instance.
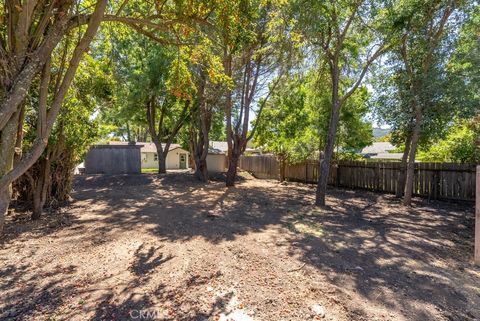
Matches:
[[247, 73, 283, 142], [0, 0, 107, 189], [339, 43, 387, 107]]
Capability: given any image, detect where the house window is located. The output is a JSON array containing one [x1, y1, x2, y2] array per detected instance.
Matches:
[[154, 153, 158, 161], [141, 153, 147, 162]]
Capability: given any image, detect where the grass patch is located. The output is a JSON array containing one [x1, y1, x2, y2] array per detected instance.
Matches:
[[142, 168, 159, 174], [288, 220, 324, 238]]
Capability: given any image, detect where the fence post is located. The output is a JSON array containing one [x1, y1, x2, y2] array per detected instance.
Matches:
[[305, 162, 308, 183], [475, 165, 480, 265], [336, 163, 340, 187]]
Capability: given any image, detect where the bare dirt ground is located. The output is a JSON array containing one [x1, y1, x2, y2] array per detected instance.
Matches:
[[1, 172, 479, 321]]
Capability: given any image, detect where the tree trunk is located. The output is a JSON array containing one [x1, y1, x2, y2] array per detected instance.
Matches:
[[316, 60, 342, 206], [193, 131, 209, 183], [226, 153, 239, 187], [403, 109, 422, 206], [316, 104, 341, 206], [31, 158, 51, 220], [14, 103, 26, 164], [32, 190, 43, 220], [158, 153, 167, 174], [188, 141, 196, 169], [315, 120, 338, 206], [0, 187, 10, 232], [194, 156, 208, 182], [396, 134, 412, 197], [0, 112, 21, 232]]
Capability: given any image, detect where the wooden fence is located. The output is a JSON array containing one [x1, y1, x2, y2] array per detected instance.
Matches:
[[239, 155, 477, 201]]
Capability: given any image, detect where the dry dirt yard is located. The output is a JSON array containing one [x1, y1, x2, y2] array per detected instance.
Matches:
[[1, 172, 479, 321]]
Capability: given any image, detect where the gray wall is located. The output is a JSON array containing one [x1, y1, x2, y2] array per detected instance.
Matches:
[[84, 145, 142, 174]]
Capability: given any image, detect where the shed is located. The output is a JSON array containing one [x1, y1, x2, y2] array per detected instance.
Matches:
[[84, 144, 143, 174], [206, 147, 228, 172], [109, 141, 190, 169]]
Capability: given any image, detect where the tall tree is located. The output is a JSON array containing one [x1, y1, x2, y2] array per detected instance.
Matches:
[[292, 0, 394, 206], [220, 0, 288, 186], [373, 0, 474, 205], [399, 1, 457, 205], [187, 35, 229, 181], [14, 53, 111, 219], [105, 31, 191, 174]]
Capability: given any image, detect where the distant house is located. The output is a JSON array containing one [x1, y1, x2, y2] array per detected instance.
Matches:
[[209, 140, 260, 154], [210, 141, 228, 154], [205, 141, 261, 172], [360, 142, 403, 160], [109, 142, 189, 169]]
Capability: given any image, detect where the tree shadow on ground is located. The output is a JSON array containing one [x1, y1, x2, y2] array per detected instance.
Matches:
[[85, 247, 232, 321], [89, 271, 233, 321], [284, 188, 478, 320], [0, 262, 79, 320], [54, 172, 305, 245], [1, 173, 478, 320], [128, 244, 173, 277]]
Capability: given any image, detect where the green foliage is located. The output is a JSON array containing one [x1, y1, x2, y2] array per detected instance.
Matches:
[[376, 133, 392, 142], [96, 26, 187, 141], [372, 1, 479, 148], [21, 43, 110, 163], [61, 54, 113, 159], [255, 71, 373, 162], [254, 75, 312, 161], [417, 119, 480, 163]]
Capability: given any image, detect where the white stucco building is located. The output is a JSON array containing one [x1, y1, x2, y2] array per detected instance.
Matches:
[[110, 142, 189, 169]]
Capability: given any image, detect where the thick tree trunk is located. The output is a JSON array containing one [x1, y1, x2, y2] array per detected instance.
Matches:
[[396, 134, 412, 197], [0, 112, 21, 232], [193, 132, 209, 183], [158, 153, 167, 174], [31, 158, 50, 220], [32, 191, 43, 220], [403, 110, 422, 206], [0, 187, 10, 232], [226, 154, 239, 187], [194, 156, 209, 182]]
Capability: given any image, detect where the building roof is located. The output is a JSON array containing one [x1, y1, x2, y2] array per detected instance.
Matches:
[[361, 142, 396, 155], [209, 140, 259, 154], [210, 141, 228, 153], [208, 147, 225, 155], [370, 153, 403, 160], [109, 141, 182, 153]]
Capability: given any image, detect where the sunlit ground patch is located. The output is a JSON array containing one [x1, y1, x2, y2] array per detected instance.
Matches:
[[289, 220, 324, 238]]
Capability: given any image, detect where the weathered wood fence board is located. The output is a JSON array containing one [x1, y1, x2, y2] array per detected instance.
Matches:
[[239, 155, 477, 201]]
